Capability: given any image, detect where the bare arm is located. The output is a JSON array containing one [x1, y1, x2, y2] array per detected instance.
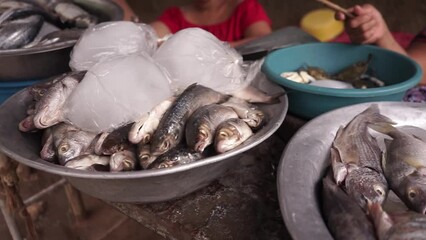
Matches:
[[150, 21, 172, 39], [229, 21, 272, 48], [335, 4, 406, 55], [407, 41, 426, 85], [112, 0, 137, 21]]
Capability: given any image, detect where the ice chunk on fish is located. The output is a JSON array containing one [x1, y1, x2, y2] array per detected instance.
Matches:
[[70, 21, 158, 71], [153, 28, 247, 94], [64, 54, 173, 133]]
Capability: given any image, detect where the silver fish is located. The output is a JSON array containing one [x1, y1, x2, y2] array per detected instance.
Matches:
[[149, 146, 203, 169], [18, 114, 37, 132], [52, 1, 97, 28], [128, 97, 175, 144], [368, 202, 426, 240], [137, 143, 156, 170], [97, 123, 132, 155], [64, 154, 110, 171], [51, 123, 98, 165], [110, 150, 137, 172], [150, 84, 228, 157], [322, 174, 376, 240], [214, 118, 253, 153], [221, 97, 266, 129], [231, 85, 282, 104], [331, 104, 393, 208], [40, 128, 55, 162], [0, 14, 43, 50], [371, 123, 426, 214], [185, 104, 238, 153], [33, 73, 80, 129], [37, 28, 82, 45]]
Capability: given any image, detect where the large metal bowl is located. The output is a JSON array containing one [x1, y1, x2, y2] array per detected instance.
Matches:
[[0, 74, 288, 203], [0, 0, 123, 81], [277, 101, 426, 240]]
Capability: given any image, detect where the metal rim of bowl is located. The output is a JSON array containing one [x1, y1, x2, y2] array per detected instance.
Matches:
[[0, 91, 288, 180], [276, 101, 426, 240], [262, 42, 423, 97]]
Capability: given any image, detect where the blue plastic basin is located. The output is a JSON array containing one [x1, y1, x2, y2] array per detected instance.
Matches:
[[0, 80, 40, 104], [262, 42, 423, 119]]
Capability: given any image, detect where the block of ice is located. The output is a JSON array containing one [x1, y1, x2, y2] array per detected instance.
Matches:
[[64, 54, 172, 133], [70, 21, 158, 71], [153, 28, 247, 94]]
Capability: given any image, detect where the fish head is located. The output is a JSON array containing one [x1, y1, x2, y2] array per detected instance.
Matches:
[[345, 168, 388, 209], [399, 171, 426, 214], [194, 125, 212, 153], [151, 132, 180, 156], [215, 124, 240, 153], [57, 139, 83, 165]]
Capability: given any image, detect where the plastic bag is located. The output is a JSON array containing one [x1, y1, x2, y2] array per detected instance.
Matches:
[[153, 28, 247, 94], [64, 54, 172, 133], [69, 21, 158, 71]]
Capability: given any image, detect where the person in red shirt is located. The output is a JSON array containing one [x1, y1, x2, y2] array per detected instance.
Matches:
[[149, 0, 272, 48]]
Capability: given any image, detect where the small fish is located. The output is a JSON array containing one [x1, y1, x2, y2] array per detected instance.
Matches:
[[64, 154, 110, 171], [334, 54, 372, 83], [33, 73, 80, 129], [221, 97, 266, 129], [137, 143, 156, 170], [98, 123, 132, 155], [214, 118, 253, 153], [40, 128, 56, 162], [368, 202, 426, 240], [305, 66, 331, 80], [52, 1, 97, 28], [0, 14, 44, 50], [322, 173, 376, 240], [185, 104, 238, 153], [331, 104, 394, 209], [149, 146, 203, 169], [51, 123, 98, 165], [128, 97, 175, 144], [150, 83, 228, 157], [110, 150, 137, 172], [231, 85, 282, 104], [370, 123, 426, 214], [18, 114, 37, 132], [37, 28, 83, 45]]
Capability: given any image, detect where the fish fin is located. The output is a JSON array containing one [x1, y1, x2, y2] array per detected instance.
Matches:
[[330, 147, 347, 185], [381, 150, 387, 172], [369, 122, 397, 136]]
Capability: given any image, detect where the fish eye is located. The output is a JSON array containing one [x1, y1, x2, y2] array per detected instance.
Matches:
[[163, 141, 170, 150], [373, 185, 384, 196], [219, 131, 228, 138], [59, 144, 69, 153], [408, 190, 417, 199]]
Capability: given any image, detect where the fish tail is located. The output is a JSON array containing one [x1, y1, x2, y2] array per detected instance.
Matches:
[[363, 104, 394, 123]]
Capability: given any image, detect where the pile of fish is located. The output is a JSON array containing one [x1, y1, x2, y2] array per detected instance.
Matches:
[[322, 104, 426, 239], [281, 54, 385, 89], [18, 71, 278, 172], [0, 0, 98, 50]]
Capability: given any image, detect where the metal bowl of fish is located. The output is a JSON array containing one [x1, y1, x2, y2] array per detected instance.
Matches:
[[262, 42, 423, 119], [0, 72, 288, 203], [0, 0, 123, 81], [278, 101, 426, 240]]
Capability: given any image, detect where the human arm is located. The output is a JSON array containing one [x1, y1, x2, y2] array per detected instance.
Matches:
[[112, 0, 137, 21], [229, 20, 272, 48], [335, 4, 406, 56], [407, 37, 426, 85]]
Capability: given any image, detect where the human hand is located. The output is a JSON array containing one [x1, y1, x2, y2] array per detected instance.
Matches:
[[335, 4, 391, 45]]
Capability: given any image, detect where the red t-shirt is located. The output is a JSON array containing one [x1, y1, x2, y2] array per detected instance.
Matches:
[[157, 0, 271, 42]]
